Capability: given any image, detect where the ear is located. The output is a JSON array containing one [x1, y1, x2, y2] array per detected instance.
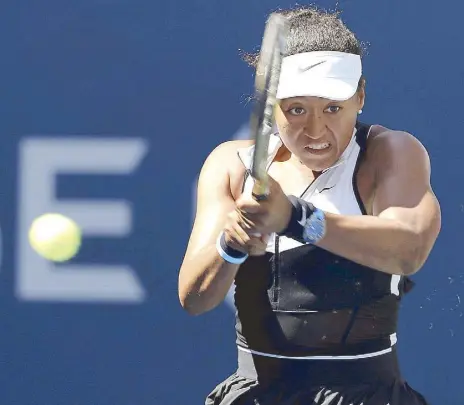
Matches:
[[357, 79, 366, 111]]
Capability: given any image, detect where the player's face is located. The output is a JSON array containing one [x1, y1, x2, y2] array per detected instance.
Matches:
[[275, 90, 365, 172]]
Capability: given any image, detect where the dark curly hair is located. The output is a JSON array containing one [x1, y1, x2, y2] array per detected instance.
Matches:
[[242, 5, 367, 89]]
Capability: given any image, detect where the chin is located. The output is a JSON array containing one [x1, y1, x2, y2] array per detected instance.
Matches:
[[294, 143, 342, 172], [302, 156, 338, 173]]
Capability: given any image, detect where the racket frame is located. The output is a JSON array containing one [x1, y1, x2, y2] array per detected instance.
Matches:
[[249, 14, 289, 201]]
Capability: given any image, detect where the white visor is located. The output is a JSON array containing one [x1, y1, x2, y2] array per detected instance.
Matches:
[[276, 51, 362, 101]]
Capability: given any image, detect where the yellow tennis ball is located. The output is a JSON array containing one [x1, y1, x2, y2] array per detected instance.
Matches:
[[28, 213, 82, 262]]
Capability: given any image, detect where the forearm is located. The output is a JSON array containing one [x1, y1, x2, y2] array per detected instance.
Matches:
[[178, 246, 239, 315], [317, 213, 423, 275]]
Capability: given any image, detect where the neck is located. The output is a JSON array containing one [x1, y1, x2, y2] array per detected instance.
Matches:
[[274, 144, 322, 179], [289, 153, 322, 179]]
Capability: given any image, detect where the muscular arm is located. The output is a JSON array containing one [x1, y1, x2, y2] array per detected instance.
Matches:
[[315, 131, 441, 275], [178, 141, 248, 315]]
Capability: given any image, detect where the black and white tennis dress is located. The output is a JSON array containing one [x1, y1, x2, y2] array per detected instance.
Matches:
[[206, 123, 429, 405]]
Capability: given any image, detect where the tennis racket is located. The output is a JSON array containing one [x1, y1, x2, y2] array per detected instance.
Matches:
[[249, 13, 289, 201]]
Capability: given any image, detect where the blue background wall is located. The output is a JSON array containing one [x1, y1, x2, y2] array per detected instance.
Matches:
[[0, 1, 462, 404]]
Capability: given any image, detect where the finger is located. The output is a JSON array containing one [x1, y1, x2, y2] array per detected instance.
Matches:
[[226, 222, 252, 252], [249, 247, 267, 256], [238, 213, 267, 236], [247, 235, 267, 247], [235, 208, 256, 229], [236, 195, 264, 214], [250, 239, 267, 249], [247, 236, 268, 256], [237, 207, 269, 231], [235, 209, 268, 237]]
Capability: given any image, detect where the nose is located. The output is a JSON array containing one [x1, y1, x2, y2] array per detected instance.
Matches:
[[303, 114, 325, 140]]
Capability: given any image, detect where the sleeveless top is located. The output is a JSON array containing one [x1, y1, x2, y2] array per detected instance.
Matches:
[[233, 122, 413, 360]]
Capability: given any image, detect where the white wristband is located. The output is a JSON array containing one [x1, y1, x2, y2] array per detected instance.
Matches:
[[216, 233, 249, 265]]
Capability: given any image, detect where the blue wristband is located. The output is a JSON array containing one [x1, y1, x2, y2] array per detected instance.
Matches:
[[216, 232, 249, 265]]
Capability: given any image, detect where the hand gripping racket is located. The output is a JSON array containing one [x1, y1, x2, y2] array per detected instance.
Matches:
[[249, 13, 289, 201]]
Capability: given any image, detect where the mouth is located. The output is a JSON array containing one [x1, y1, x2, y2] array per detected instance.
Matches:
[[304, 142, 331, 155]]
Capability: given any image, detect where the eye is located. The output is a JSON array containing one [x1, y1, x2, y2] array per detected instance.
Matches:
[[324, 105, 342, 114], [288, 107, 306, 116]]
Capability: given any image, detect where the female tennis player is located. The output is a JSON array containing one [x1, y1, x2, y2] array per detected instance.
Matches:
[[178, 6, 441, 405]]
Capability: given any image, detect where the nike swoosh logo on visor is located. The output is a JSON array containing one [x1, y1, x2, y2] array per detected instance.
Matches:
[[298, 60, 326, 72]]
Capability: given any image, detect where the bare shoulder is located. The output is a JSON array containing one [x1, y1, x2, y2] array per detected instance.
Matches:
[[199, 139, 254, 198], [366, 125, 431, 173], [200, 139, 253, 174], [203, 139, 254, 164]]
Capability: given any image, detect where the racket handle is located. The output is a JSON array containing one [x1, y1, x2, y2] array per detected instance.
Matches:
[[251, 179, 269, 201], [250, 178, 268, 237]]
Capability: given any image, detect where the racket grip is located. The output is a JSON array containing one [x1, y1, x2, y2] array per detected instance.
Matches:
[[250, 178, 268, 236], [252, 179, 269, 201]]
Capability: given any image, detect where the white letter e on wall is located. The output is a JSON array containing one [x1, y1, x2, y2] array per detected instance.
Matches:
[[16, 137, 147, 303]]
